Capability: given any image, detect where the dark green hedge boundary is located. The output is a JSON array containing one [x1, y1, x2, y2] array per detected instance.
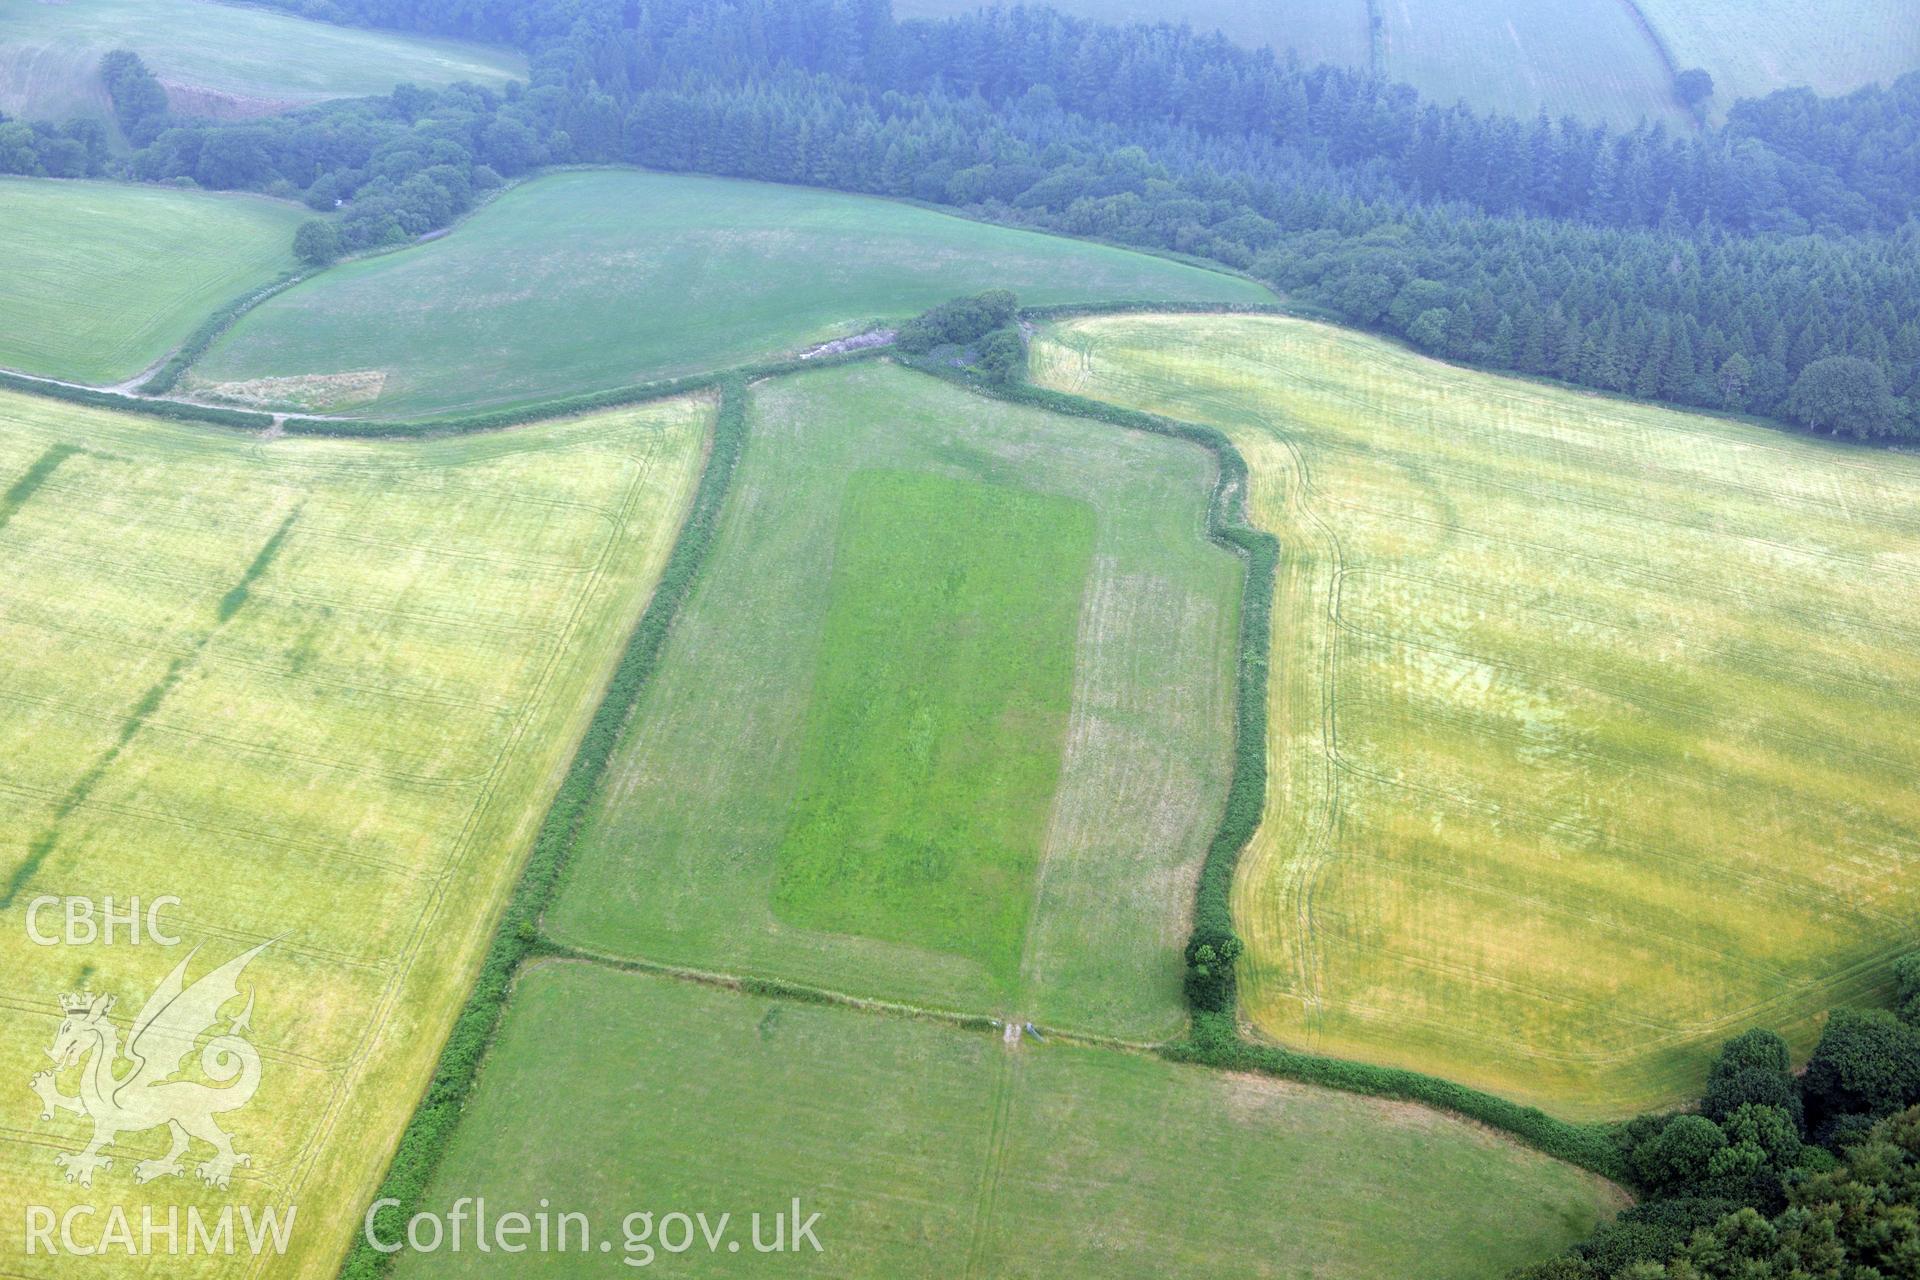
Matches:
[[0, 370, 273, 431], [1020, 299, 1333, 325], [539, 940, 1006, 1035], [284, 348, 886, 438], [3, 347, 883, 442], [339, 378, 753, 1279], [1170, 1015, 1625, 1178], [905, 355, 1628, 1184], [900, 354, 1274, 948], [140, 270, 310, 396]]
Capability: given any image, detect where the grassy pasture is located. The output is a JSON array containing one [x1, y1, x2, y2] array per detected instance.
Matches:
[[1033, 313, 1920, 1118], [893, 0, 1373, 72], [187, 169, 1271, 418], [772, 469, 1096, 987], [0, 0, 522, 128], [0, 386, 707, 1277], [1375, 0, 1692, 127], [0, 176, 304, 385], [395, 962, 1624, 1278], [546, 361, 1244, 1038], [1636, 0, 1920, 118]]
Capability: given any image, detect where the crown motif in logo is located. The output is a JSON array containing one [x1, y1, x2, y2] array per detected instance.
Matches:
[[59, 992, 95, 1016]]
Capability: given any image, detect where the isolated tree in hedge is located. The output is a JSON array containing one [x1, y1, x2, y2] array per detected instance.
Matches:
[[974, 327, 1027, 383], [1183, 931, 1243, 1012], [293, 218, 341, 267], [1675, 68, 1715, 108]]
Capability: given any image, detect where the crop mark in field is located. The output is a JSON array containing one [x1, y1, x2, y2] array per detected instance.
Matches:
[[0, 443, 80, 535], [0, 510, 300, 909]]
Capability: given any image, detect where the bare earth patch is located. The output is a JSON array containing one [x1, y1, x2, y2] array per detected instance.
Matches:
[[191, 369, 387, 411], [159, 79, 298, 118]]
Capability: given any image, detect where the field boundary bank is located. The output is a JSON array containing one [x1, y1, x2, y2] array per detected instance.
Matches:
[[532, 942, 1162, 1055], [920, 334, 1629, 1182], [0, 347, 887, 440], [1610, 0, 1700, 127], [335, 378, 753, 1279], [139, 267, 315, 395]]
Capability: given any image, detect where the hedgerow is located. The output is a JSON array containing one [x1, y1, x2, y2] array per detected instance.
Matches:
[[339, 378, 752, 1278], [1169, 1014, 1625, 1178], [282, 347, 883, 438], [907, 346, 1627, 1184], [0, 370, 273, 431], [139, 270, 309, 395]]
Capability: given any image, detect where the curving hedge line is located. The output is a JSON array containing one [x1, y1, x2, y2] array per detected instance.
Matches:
[[1169, 1013, 1625, 1177], [902, 353, 1628, 1184], [1019, 299, 1342, 326], [0, 370, 274, 430], [283, 348, 886, 439], [140, 270, 310, 396], [899, 355, 1275, 953], [339, 378, 752, 1279]]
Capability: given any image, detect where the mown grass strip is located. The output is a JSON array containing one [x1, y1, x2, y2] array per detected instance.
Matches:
[[338, 378, 754, 1279], [901, 353, 1628, 1183]]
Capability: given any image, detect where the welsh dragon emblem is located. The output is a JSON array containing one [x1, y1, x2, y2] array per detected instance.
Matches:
[[29, 941, 269, 1190]]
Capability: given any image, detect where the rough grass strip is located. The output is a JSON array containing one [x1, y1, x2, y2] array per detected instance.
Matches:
[[901, 353, 1628, 1184]]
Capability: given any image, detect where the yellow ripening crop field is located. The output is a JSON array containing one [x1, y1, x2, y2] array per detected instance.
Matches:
[[1033, 313, 1920, 1118], [0, 388, 707, 1276]]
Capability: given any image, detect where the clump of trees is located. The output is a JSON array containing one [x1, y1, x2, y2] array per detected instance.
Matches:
[[293, 219, 341, 266], [895, 290, 1018, 352], [896, 291, 1027, 383], [1512, 956, 1920, 1279], [1674, 68, 1714, 108], [99, 51, 169, 146]]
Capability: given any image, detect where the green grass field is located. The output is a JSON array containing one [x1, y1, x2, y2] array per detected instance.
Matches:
[[1376, 0, 1693, 127], [185, 169, 1271, 418], [1033, 313, 1920, 1119], [545, 361, 1244, 1038], [1636, 0, 1919, 119], [772, 470, 1096, 986], [0, 176, 305, 384], [393, 962, 1624, 1278], [893, 0, 1373, 72], [0, 386, 707, 1278], [0, 0, 522, 128], [898, 0, 1702, 127]]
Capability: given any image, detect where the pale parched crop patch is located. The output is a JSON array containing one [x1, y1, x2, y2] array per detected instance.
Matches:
[[187, 370, 388, 413]]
